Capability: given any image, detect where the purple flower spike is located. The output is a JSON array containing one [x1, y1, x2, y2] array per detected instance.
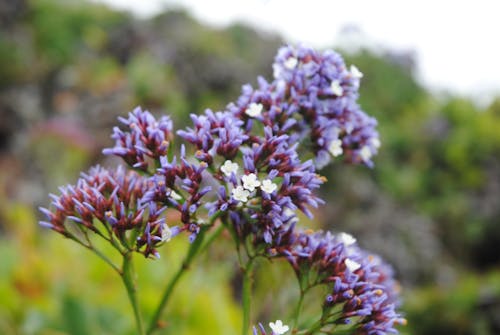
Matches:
[[39, 165, 173, 258], [103, 107, 173, 172], [278, 230, 405, 334]]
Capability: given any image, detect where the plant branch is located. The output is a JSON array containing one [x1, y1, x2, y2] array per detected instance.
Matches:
[[122, 252, 145, 335], [241, 257, 255, 335], [147, 211, 223, 334]]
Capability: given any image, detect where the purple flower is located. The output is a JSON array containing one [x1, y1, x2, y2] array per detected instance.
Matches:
[[39, 165, 173, 258], [279, 230, 405, 334], [225, 44, 380, 169], [103, 107, 173, 172], [178, 109, 249, 164]]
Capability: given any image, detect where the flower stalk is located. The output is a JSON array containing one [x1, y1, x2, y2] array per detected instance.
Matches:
[[121, 252, 145, 335]]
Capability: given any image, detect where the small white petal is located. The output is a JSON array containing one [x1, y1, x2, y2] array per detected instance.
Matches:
[[328, 139, 343, 157], [284, 57, 298, 69], [242, 173, 261, 192], [161, 223, 172, 242], [221, 160, 239, 177], [232, 186, 250, 203], [245, 103, 263, 118], [371, 138, 381, 149], [269, 320, 289, 335], [273, 64, 282, 78], [170, 190, 182, 200], [338, 232, 356, 246], [360, 146, 372, 162], [350, 64, 363, 79], [345, 258, 361, 272], [330, 80, 344, 96], [261, 179, 278, 194], [345, 124, 354, 134]]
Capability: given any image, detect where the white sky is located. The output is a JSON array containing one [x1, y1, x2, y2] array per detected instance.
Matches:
[[94, 0, 500, 103]]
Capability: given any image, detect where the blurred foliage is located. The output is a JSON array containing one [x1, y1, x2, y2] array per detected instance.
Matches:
[[1, 0, 500, 334]]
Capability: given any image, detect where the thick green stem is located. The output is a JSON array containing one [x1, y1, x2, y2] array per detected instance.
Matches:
[[241, 258, 255, 335], [122, 252, 145, 335]]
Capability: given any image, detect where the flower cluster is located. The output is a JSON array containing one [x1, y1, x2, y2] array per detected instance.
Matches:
[[281, 231, 405, 334], [142, 146, 212, 242], [227, 44, 380, 168], [39, 165, 173, 258], [103, 107, 173, 172], [40, 44, 404, 335]]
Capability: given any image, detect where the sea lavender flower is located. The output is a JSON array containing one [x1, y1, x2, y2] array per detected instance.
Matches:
[[141, 146, 212, 242], [40, 44, 403, 335], [280, 230, 405, 334], [203, 125, 324, 247], [226, 44, 380, 169], [103, 107, 173, 172], [39, 165, 174, 258], [177, 109, 249, 164], [253, 321, 290, 335]]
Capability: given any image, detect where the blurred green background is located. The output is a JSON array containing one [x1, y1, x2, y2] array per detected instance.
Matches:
[[1, 0, 500, 334]]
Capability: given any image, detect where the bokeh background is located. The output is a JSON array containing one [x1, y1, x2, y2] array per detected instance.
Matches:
[[1, 0, 500, 334]]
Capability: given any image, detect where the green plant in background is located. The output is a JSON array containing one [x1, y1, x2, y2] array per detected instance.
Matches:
[[39, 45, 405, 335]]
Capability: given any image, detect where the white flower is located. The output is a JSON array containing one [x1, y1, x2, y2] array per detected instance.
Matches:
[[350, 65, 363, 79], [242, 173, 261, 192], [328, 139, 343, 157], [273, 64, 282, 78], [221, 160, 239, 177], [330, 79, 344, 96], [345, 123, 354, 134], [169, 190, 182, 200], [160, 223, 172, 242], [232, 186, 250, 203], [338, 232, 356, 246], [345, 258, 361, 272], [359, 146, 372, 162], [283, 208, 295, 217], [245, 102, 263, 118], [284, 57, 298, 69], [269, 320, 289, 335], [261, 179, 278, 194], [371, 137, 381, 149]]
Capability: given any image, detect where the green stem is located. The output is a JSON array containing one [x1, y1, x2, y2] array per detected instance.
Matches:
[[122, 252, 145, 335], [241, 258, 255, 335], [147, 211, 223, 334], [67, 234, 121, 274], [292, 289, 305, 331]]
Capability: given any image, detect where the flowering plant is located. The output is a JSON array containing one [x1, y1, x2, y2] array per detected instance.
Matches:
[[40, 45, 405, 335]]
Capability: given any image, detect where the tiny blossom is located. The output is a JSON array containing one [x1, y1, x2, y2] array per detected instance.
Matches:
[[245, 102, 263, 118], [330, 79, 344, 96], [350, 64, 363, 79], [103, 107, 173, 172], [170, 190, 182, 200], [345, 258, 361, 272], [242, 173, 261, 192], [360, 146, 373, 162], [261, 179, 278, 194], [161, 223, 172, 242], [232, 44, 380, 169], [328, 139, 343, 157], [269, 320, 289, 335], [221, 160, 239, 177], [284, 57, 298, 69], [371, 137, 381, 148], [38, 165, 169, 258], [232, 186, 250, 203], [338, 232, 357, 246]]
